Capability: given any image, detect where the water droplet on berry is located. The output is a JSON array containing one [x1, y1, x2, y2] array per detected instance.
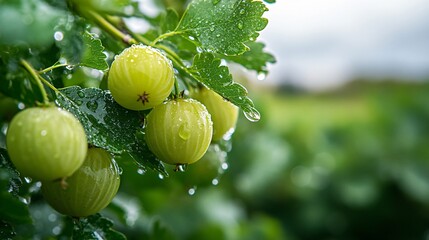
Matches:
[[178, 123, 191, 140]]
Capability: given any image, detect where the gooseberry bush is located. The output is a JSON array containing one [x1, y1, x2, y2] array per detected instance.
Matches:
[[0, 0, 275, 238]]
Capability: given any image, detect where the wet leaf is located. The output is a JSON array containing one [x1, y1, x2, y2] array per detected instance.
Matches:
[[56, 86, 166, 175], [225, 41, 275, 74], [177, 0, 268, 56], [188, 53, 259, 121], [72, 214, 126, 240], [81, 31, 108, 70]]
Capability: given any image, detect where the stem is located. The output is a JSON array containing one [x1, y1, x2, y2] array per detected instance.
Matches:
[[20, 59, 49, 105], [39, 63, 69, 74], [151, 31, 183, 46], [39, 76, 60, 94], [174, 78, 180, 96], [85, 10, 137, 45]]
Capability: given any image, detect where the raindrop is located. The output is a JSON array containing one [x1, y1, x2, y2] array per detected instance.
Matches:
[[54, 31, 64, 41], [75, 100, 83, 106], [212, 178, 219, 185], [221, 162, 228, 170], [52, 226, 61, 235], [210, 26, 215, 32], [237, 22, 244, 30], [118, 167, 123, 175], [212, 0, 220, 5], [158, 173, 164, 179], [257, 72, 266, 81], [239, 9, 246, 15], [24, 177, 32, 184], [175, 164, 187, 172], [137, 168, 146, 175], [188, 36, 195, 41], [48, 214, 57, 222], [86, 101, 98, 112], [178, 123, 191, 140], [40, 130, 47, 136], [18, 102, 25, 109], [216, 34, 221, 37], [65, 65, 74, 71], [188, 186, 197, 196], [243, 108, 261, 122]]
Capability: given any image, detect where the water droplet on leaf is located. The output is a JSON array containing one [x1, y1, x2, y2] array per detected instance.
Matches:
[[75, 100, 83, 106], [243, 108, 261, 122], [77, 92, 85, 98], [212, 178, 219, 185], [237, 22, 244, 30], [212, 0, 220, 5], [158, 173, 165, 179], [257, 72, 266, 81], [86, 101, 98, 112], [239, 9, 246, 15], [137, 168, 146, 175]]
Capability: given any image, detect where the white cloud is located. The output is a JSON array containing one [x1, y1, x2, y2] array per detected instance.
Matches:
[[259, 0, 429, 90]]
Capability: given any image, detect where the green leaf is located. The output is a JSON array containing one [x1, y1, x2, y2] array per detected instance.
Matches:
[[177, 0, 268, 56], [56, 86, 166, 175], [0, 220, 15, 239], [188, 53, 260, 121], [225, 41, 275, 74], [161, 9, 180, 34], [55, 15, 86, 65], [0, 148, 31, 225], [72, 214, 126, 240], [81, 31, 109, 70]]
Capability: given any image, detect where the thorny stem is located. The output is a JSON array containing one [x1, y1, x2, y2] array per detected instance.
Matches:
[[39, 63, 69, 74], [20, 59, 49, 105]]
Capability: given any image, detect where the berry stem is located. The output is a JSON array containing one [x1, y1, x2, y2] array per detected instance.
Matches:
[[84, 10, 138, 45], [39, 63, 69, 74], [20, 59, 49, 105]]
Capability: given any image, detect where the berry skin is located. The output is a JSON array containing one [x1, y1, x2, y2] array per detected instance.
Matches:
[[108, 45, 174, 111], [192, 87, 239, 141], [6, 107, 87, 181], [145, 98, 213, 165], [42, 148, 121, 217]]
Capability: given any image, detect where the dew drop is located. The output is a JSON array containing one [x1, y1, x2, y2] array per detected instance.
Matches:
[[175, 164, 187, 172], [239, 9, 246, 15], [212, 178, 219, 185], [188, 186, 197, 196], [178, 123, 191, 140], [52, 226, 61, 235], [65, 65, 74, 70], [54, 31, 64, 41], [86, 101, 98, 112], [237, 22, 244, 30], [75, 100, 83, 106], [40, 130, 47, 136], [243, 108, 261, 122], [257, 72, 267, 81], [210, 26, 215, 32], [212, 0, 220, 5], [118, 167, 123, 175], [17, 102, 25, 109], [158, 173, 165, 179], [77, 92, 85, 98], [24, 177, 32, 184], [221, 162, 229, 170], [137, 168, 146, 175]]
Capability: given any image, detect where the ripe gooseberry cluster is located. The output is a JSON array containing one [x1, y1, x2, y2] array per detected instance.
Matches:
[[6, 107, 120, 217], [5, 44, 239, 218], [108, 45, 239, 166]]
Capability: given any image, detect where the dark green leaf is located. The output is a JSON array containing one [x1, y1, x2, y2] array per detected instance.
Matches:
[[225, 41, 275, 74], [0, 149, 31, 225], [188, 53, 260, 121], [55, 15, 86, 65], [0, 220, 15, 239], [161, 9, 180, 34], [177, 0, 268, 56], [81, 32, 109, 70], [56, 86, 166, 175], [72, 214, 126, 240]]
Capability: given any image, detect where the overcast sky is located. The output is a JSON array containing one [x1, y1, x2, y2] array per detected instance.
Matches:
[[258, 0, 429, 90]]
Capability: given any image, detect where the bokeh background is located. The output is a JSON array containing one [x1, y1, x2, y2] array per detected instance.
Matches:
[[3, 0, 429, 239]]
